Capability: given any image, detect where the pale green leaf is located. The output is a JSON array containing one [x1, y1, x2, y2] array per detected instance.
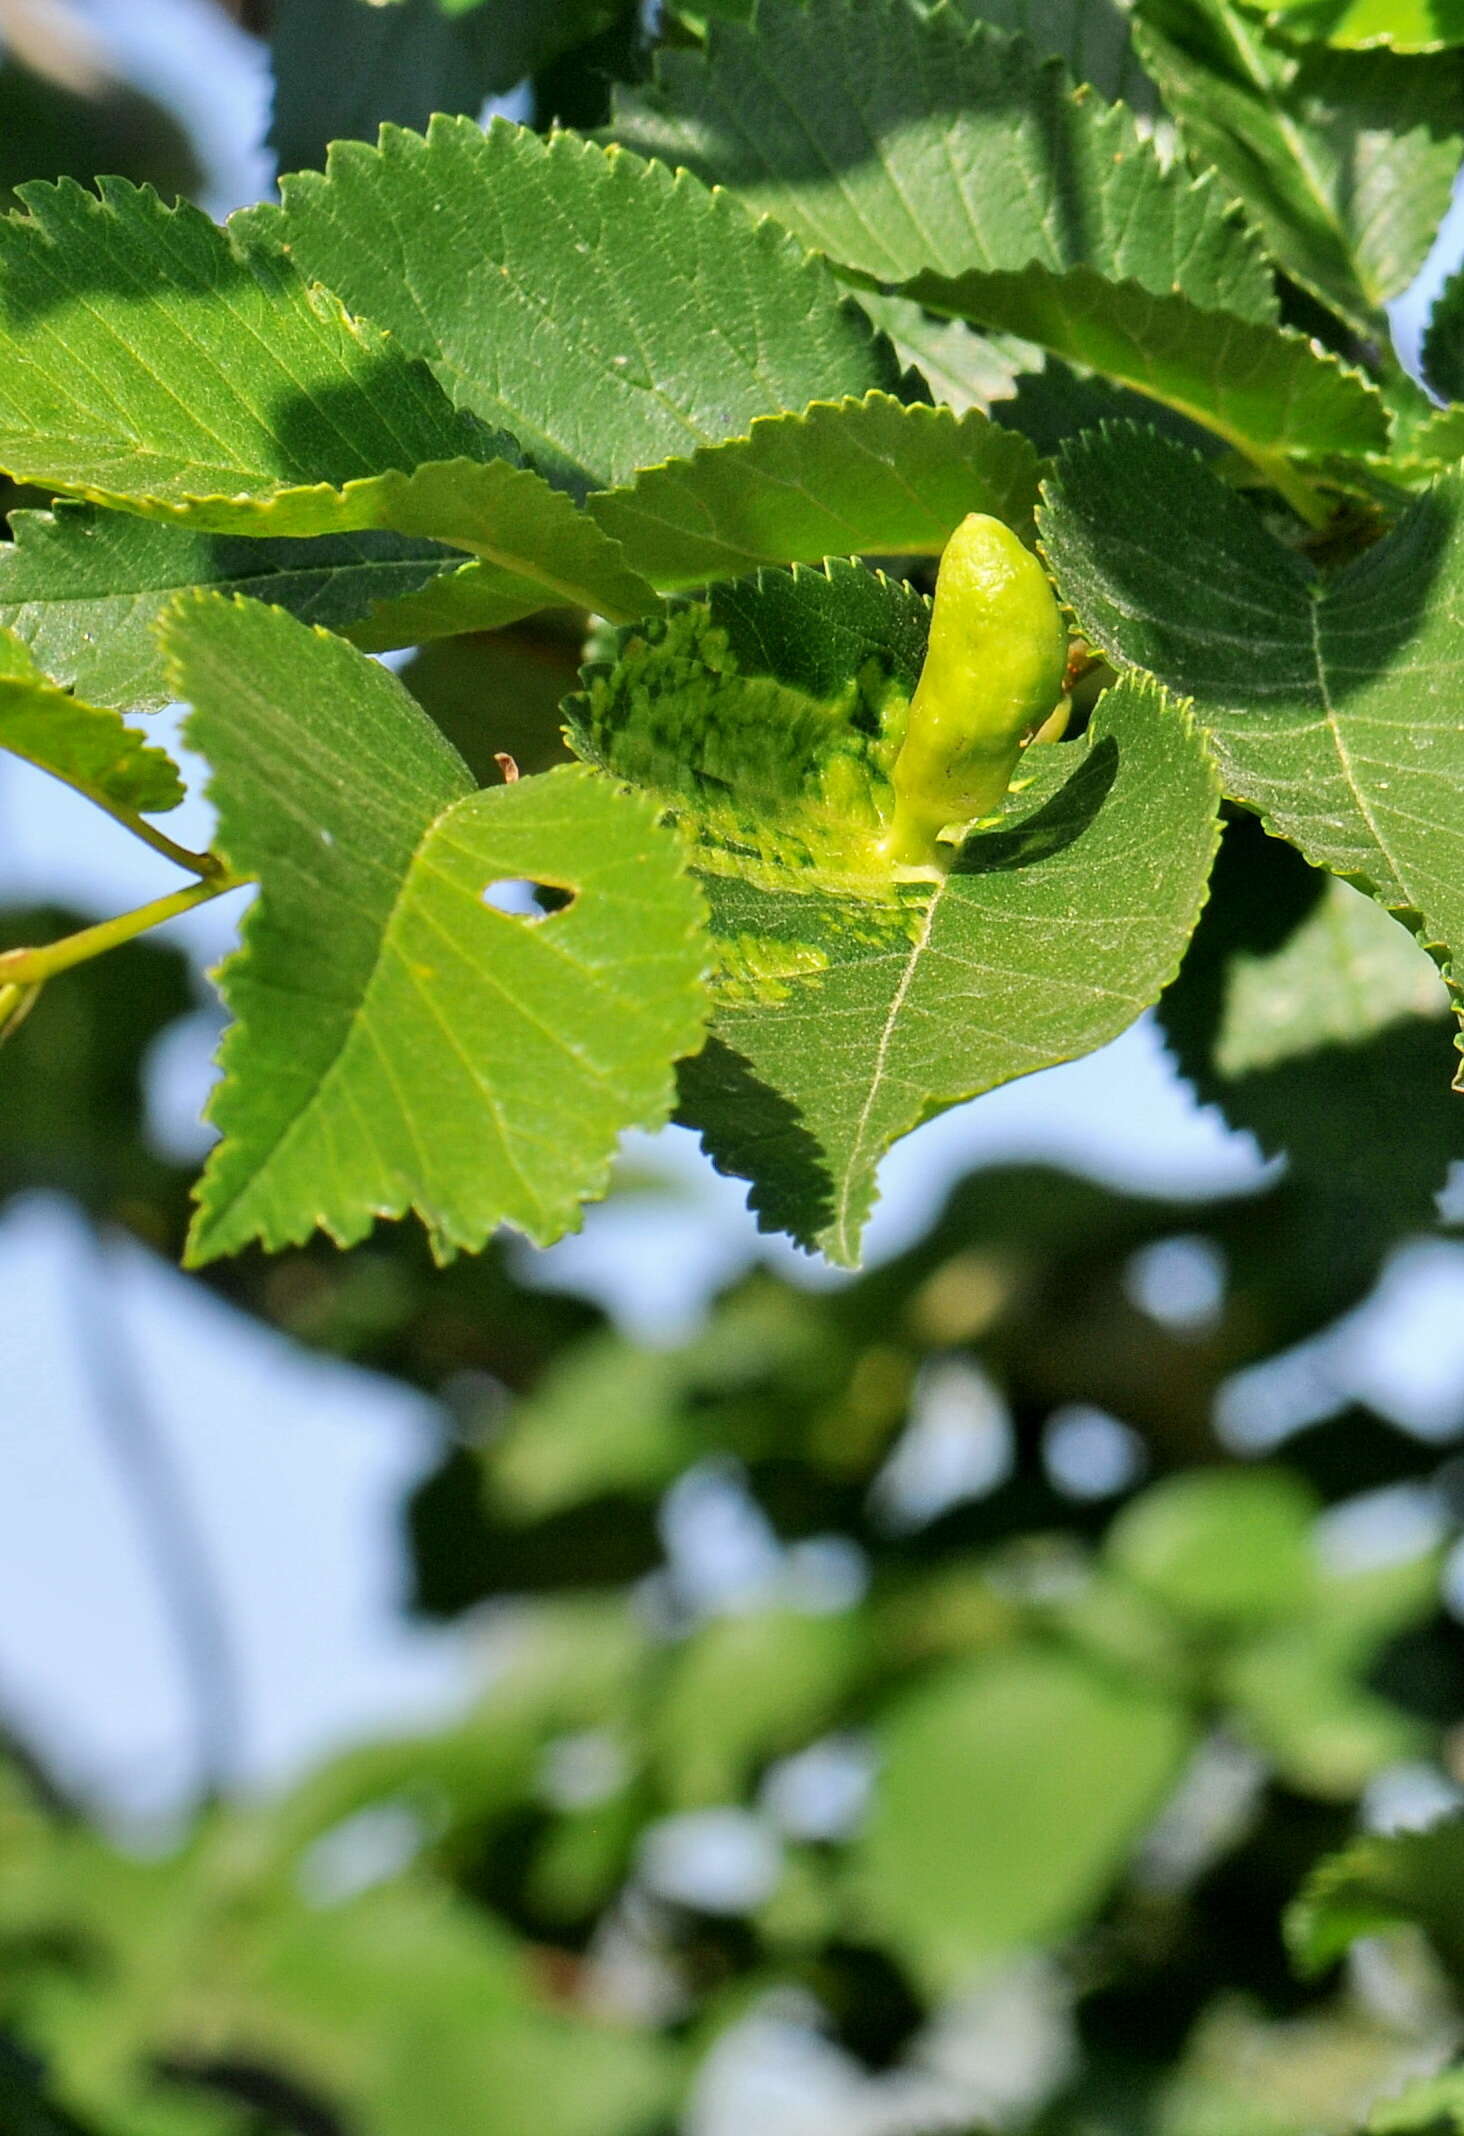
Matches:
[[1040, 423, 1464, 1060], [569, 563, 1222, 1263], [1107, 1470, 1320, 1629], [161, 595, 708, 1266], [0, 177, 654, 619], [853, 291, 1043, 415], [1133, 0, 1464, 332], [1225, 1628, 1430, 1797], [0, 627, 180, 812], [589, 391, 1041, 589], [1243, 0, 1464, 53], [653, 1609, 861, 1807], [1287, 1816, 1464, 1979], [234, 116, 900, 499], [1368, 2068, 1464, 2132], [852, 1645, 1191, 1990]]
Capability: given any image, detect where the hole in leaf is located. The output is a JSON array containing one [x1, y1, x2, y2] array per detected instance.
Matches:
[[480, 878, 576, 921]]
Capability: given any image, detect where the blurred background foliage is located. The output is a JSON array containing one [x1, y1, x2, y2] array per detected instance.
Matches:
[[0, 2, 1462, 2134]]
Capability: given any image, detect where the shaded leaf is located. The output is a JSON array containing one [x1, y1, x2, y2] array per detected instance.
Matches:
[[589, 391, 1041, 589], [853, 290, 1042, 415], [0, 178, 653, 619], [1040, 423, 1464, 1062], [1159, 813, 1460, 1256], [613, 0, 1273, 316], [268, 0, 616, 173], [1133, 0, 1464, 333], [162, 595, 708, 1265], [1422, 262, 1464, 404], [0, 504, 462, 711], [612, 0, 1389, 465], [236, 116, 900, 499], [1287, 1815, 1464, 1979]]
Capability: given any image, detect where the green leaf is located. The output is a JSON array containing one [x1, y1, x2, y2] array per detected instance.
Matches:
[[570, 562, 1221, 1263], [161, 595, 709, 1266], [853, 291, 1043, 415], [1159, 815, 1461, 1254], [588, 392, 1041, 590], [491, 1332, 699, 1520], [0, 627, 180, 812], [1286, 1815, 1464, 1980], [1368, 2069, 1464, 2132], [268, 0, 616, 173], [938, 0, 1162, 114], [235, 117, 900, 500], [0, 504, 467, 711], [1040, 423, 1464, 1063], [1106, 1470, 1320, 1630], [613, 0, 1272, 317], [851, 1645, 1191, 1990], [1422, 263, 1464, 403], [611, 0, 1390, 465], [0, 178, 654, 620], [1244, 0, 1464, 53], [653, 1609, 861, 1808], [1133, 0, 1464, 333]]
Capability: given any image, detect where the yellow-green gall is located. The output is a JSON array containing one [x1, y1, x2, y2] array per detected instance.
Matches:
[[882, 513, 1068, 871]]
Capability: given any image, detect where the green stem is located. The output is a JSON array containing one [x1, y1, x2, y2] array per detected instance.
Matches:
[[0, 875, 244, 987], [90, 792, 225, 879], [1248, 450, 1332, 531]]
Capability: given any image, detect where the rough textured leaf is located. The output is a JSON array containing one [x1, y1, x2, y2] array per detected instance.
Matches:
[[268, 0, 615, 173], [0, 627, 180, 812], [610, 0, 1389, 463], [1133, 0, 1464, 332], [613, 0, 1274, 319], [0, 505, 465, 711], [589, 392, 1041, 589], [162, 595, 708, 1266], [570, 563, 1221, 1263], [852, 1645, 1191, 1989], [236, 117, 900, 500], [1286, 1815, 1464, 1979], [1040, 423, 1464, 1063], [0, 177, 653, 619], [1422, 261, 1464, 404]]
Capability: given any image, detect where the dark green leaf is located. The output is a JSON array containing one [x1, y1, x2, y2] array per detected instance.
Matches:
[[1040, 423, 1464, 1064]]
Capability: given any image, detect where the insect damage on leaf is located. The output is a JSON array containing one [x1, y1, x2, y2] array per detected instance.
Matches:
[[566, 539, 1070, 899]]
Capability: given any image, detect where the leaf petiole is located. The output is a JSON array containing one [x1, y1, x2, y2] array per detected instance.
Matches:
[[0, 876, 245, 989]]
